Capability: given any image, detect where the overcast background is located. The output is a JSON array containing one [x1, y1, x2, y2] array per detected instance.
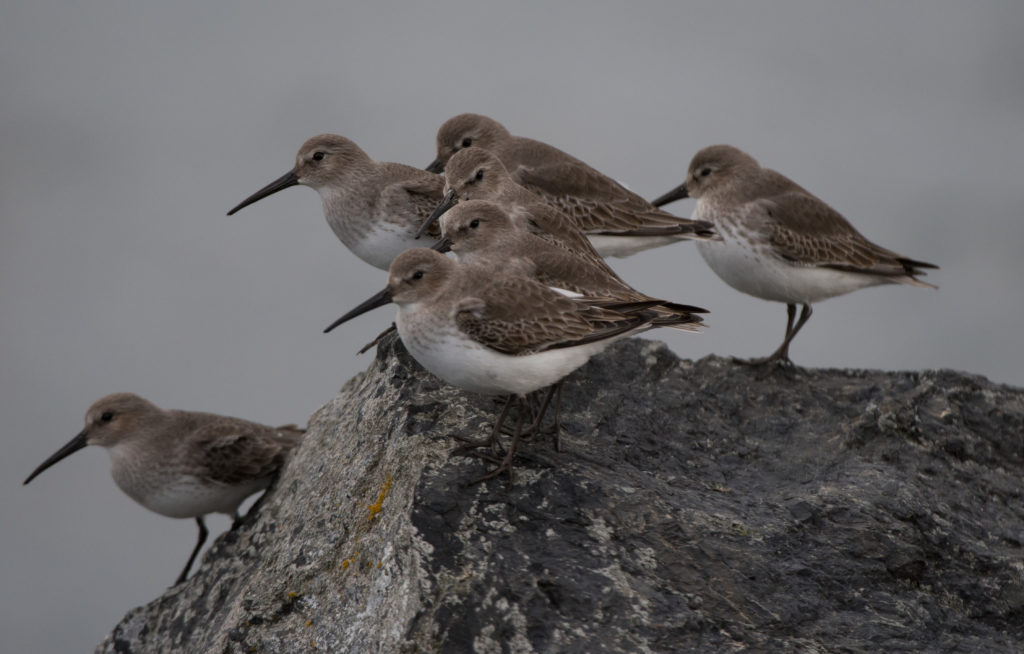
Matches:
[[2, 1, 1022, 650]]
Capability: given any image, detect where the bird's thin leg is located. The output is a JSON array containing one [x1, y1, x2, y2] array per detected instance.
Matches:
[[741, 303, 812, 367], [768, 303, 812, 364], [525, 385, 556, 436], [357, 323, 397, 355], [472, 396, 528, 484], [519, 385, 558, 441], [175, 516, 208, 585], [451, 394, 515, 460], [551, 382, 564, 452], [782, 303, 797, 341]]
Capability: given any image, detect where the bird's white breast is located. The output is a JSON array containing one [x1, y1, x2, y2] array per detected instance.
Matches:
[[587, 234, 685, 259], [395, 306, 606, 396], [320, 189, 420, 270], [108, 444, 270, 518], [695, 205, 886, 304]]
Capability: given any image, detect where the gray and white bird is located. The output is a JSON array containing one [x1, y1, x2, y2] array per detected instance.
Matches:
[[24, 393, 304, 584], [651, 144, 938, 365], [325, 248, 671, 480], [229, 134, 443, 270]]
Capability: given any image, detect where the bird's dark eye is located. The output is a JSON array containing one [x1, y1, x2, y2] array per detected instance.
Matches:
[[312, 152, 326, 161], [700, 167, 712, 177], [100, 411, 114, 423], [474, 169, 484, 181], [411, 271, 424, 280], [469, 219, 480, 229], [461, 138, 473, 148]]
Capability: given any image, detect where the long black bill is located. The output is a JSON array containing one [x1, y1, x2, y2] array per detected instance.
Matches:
[[431, 236, 453, 253], [324, 287, 393, 334], [650, 182, 689, 208], [425, 158, 445, 174], [414, 188, 458, 239], [226, 170, 300, 216], [24, 430, 90, 485]]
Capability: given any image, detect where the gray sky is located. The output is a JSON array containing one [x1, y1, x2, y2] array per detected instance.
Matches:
[[2, 1, 1022, 650]]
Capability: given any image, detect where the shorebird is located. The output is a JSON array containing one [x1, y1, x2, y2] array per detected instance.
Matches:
[[24, 393, 304, 584], [324, 248, 666, 481], [650, 144, 938, 366], [424, 113, 716, 257], [439, 200, 706, 332], [228, 134, 443, 270], [417, 147, 607, 263]]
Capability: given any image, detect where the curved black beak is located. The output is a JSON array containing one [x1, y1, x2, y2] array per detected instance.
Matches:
[[227, 170, 300, 216], [324, 287, 393, 334], [425, 157, 445, 174], [414, 188, 458, 239], [24, 429, 90, 485], [650, 182, 689, 208]]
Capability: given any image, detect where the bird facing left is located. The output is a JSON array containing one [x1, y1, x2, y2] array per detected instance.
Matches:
[[24, 393, 305, 585]]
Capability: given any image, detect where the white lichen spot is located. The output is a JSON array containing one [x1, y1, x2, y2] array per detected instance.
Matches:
[[586, 516, 614, 545], [634, 546, 658, 571]]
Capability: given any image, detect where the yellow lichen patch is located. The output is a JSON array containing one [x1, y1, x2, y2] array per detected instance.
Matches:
[[287, 591, 298, 599], [342, 560, 350, 569], [366, 475, 393, 522], [377, 560, 382, 569], [306, 620, 312, 627]]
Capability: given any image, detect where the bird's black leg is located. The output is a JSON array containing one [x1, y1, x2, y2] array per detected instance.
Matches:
[[451, 394, 515, 461], [175, 516, 208, 585], [741, 303, 812, 367], [471, 396, 530, 485]]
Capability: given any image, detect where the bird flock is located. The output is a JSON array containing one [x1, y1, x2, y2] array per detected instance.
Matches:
[[24, 112, 937, 585]]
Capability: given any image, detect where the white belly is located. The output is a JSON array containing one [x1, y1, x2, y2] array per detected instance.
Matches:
[[696, 238, 886, 304], [587, 233, 684, 258], [133, 476, 269, 519], [340, 222, 418, 271], [396, 310, 607, 396]]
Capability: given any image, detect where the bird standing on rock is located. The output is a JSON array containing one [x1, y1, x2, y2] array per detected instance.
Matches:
[[324, 248, 681, 481], [651, 144, 937, 366], [24, 393, 304, 585]]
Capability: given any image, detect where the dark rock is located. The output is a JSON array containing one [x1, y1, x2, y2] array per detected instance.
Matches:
[[97, 335, 1024, 653]]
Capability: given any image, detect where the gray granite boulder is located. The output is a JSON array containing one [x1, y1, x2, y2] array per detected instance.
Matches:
[[98, 335, 1024, 653]]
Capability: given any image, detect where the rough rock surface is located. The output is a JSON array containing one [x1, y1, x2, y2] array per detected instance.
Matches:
[[98, 335, 1024, 653]]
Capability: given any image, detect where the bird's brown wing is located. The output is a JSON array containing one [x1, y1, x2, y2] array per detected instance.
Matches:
[[454, 276, 652, 355], [513, 162, 714, 237], [380, 163, 446, 239], [763, 192, 937, 278], [195, 420, 304, 486]]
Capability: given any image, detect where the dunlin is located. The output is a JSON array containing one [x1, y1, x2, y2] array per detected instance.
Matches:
[[417, 147, 606, 264], [24, 393, 304, 584], [228, 134, 444, 270], [325, 248, 664, 480], [651, 144, 938, 365], [439, 200, 707, 332], [425, 114, 716, 256]]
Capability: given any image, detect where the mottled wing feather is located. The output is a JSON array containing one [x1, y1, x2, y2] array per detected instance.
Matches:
[[379, 163, 446, 239], [520, 206, 619, 272], [763, 193, 937, 277], [454, 276, 650, 355], [512, 162, 705, 234], [195, 420, 304, 486]]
